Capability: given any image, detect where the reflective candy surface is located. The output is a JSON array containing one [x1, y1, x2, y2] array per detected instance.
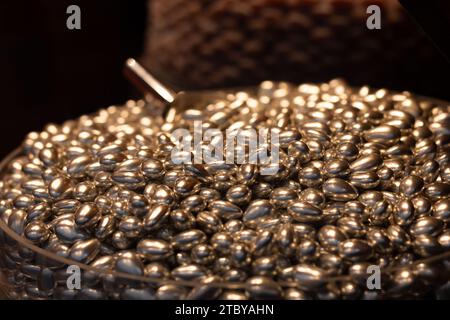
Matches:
[[0, 80, 449, 300]]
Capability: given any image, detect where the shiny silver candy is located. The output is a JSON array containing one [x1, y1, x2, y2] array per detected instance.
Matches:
[[230, 242, 251, 267], [287, 200, 322, 224], [399, 175, 424, 197], [338, 239, 373, 262], [237, 163, 258, 185], [292, 223, 316, 239], [68, 239, 101, 263], [141, 159, 164, 180], [224, 219, 244, 233], [210, 200, 243, 220], [252, 256, 277, 276], [252, 230, 274, 256], [95, 215, 116, 240], [73, 181, 98, 202], [350, 171, 379, 189], [67, 155, 92, 178], [8, 209, 28, 235], [324, 159, 350, 178], [414, 139, 437, 163], [343, 200, 365, 217], [245, 276, 282, 299], [129, 194, 149, 217], [367, 228, 391, 254], [174, 176, 199, 197], [226, 184, 252, 206], [116, 158, 142, 173], [74, 203, 101, 228], [212, 256, 232, 274], [274, 223, 297, 255], [299, 166, 322, 188], [114, 251, 144, 276], [137, 239, 172, 261], [53, 199, 80, 214], [121, 288, 155, 300], [252, 182, 273, 199], [144, 262, 170, 281], [191, 244, 215, 265], [410, 216, 444, 237], [393, 199, 415, 226], [335, 142, 359, 161], [83, 255, 115, 286], [220, 291, 248, 300], [119, 216, 143, 238], [223, 268, 247, 283], [211, 232, 233, 255], [318, 252, 343, 274], [111, 231, 132, 250], [364, 125, 401, 145], [198, 188, 221, 202], [54, 218, 89, 244], [437, 230, 450, 250], [366, 199, 391, 224], [48, 176, 73, 199], [143, 204, 170, 232], [270, 187, 297, 209], [150, 185, 176, 207], [337, 216, 365, 238], [420, 160, 440, 183], [433, 198, 450, 223], [388, 268, 417, 296], [350, 154, 382, 172], [172, 264, 206, 281], [13, 194, 34, 210], [172, 229, 206, 251], [180, 195, 206, 213], [292, 265, 326, 290], [24, 220, 50, 244], [175, 252, 191, 265], [317, 225, 347, 252], [441, 164, 450, 182], [296, 239, 319, 263], [386, 225, 411, 252], [285, 288, 313, 300], [187, 275, 222, 300], [424, 182, 450, 201], [413, 235, 442, 257], [322, 178, 358, 201], [112, 171, 145, 189], [196, 211, 222, 234], [170, 209, 196, 231], [156, 285, 187, 300], [411, 195, 432, 216], [212, 170, 236, 192], [243, 200, 273, 227], [299, 188, 325, 207]]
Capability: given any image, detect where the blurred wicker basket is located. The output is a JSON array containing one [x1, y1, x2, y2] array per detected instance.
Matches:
[[142, 0, 441, 92]]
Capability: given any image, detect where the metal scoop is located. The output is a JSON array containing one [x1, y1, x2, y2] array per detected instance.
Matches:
[[123, 58, 237, 124]]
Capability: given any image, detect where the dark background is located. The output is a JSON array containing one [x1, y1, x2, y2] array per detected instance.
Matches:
[[0, 0, 449, 159], [0, 0, 147, 158]]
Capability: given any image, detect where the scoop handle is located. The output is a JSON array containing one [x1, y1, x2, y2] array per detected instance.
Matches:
[[123, 58, 176, 104]]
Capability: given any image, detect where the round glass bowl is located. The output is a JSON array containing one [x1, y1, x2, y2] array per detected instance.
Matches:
[[0, 83, 450, 300]]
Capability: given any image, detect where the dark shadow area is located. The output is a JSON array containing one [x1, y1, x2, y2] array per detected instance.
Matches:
[[0, 0, 147, 157]]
